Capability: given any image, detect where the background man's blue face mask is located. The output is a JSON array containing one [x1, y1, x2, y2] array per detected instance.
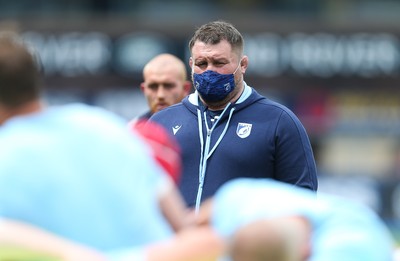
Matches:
[[193, 61, 241, 103]]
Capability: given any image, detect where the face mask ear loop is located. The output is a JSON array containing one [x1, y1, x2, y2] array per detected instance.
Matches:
[[190, 56, 195, 78], [233, 58, 243, 75]]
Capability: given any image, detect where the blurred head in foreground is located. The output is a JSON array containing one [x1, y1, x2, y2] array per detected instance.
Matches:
[[0, 33, 179, 249], [197, 178, 395, 261], [0, 32, 42, 125]]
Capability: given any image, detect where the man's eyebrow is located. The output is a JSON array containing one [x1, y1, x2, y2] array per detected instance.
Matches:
[[195, 57, 229, 63], [147, 83, 159, 88]]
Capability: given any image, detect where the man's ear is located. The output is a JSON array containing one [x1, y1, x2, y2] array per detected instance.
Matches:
[[183, 81, 192, 95], [240, 55, 249, 74], [189, 57, 193, 69], [140, 82, 145, 92]]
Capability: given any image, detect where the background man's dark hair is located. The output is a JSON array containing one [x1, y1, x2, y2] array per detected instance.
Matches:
[[0, 33, 41, 108]]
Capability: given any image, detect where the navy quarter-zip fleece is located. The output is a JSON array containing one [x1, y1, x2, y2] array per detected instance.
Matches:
[[150, 83, 318, 208]]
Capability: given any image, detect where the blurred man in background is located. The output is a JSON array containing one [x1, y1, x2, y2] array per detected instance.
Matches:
[[129, 53, 192, 125]]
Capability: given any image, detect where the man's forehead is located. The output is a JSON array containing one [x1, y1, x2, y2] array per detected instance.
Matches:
[[191, 40, 233, 58], [145, 65, 183, 77], [145, 71, 182, 83]]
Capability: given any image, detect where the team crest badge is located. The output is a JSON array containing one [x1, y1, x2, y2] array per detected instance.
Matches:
[[236, 123, 252, 138]]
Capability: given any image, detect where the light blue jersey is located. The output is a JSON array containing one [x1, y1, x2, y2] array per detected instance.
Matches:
[[212, 178, 395, 261], [0, 104, 173, 251]]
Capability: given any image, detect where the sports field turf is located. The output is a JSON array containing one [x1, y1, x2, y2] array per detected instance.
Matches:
[[0, 247, 61, 261]]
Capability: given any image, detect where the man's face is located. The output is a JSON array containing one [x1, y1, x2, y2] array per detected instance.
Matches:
[[141, 66, 189, 114], [190, 39, 247, 107], [190, 39, 240, 76]]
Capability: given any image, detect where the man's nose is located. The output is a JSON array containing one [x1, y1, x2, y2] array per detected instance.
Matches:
[[206, 64, 217, 71], [156, 86, 166, 97]]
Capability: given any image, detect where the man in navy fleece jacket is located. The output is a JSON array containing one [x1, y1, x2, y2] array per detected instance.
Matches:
[[150, 20, 318, 212]]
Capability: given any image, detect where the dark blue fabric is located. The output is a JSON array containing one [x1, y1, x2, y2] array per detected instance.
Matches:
[[150, 88, 318, 207], [137, 111, 153, 121], [193, 70, 235, 102]]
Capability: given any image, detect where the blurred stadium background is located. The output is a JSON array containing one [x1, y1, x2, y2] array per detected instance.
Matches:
[[1, 0, 399, 242]]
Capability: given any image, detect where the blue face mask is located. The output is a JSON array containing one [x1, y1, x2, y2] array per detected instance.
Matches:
[[193, 61, 241, 103]]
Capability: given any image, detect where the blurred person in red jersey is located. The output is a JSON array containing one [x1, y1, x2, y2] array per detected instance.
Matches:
[[130, 120, 195, 232], [132, 120, 182, 185]]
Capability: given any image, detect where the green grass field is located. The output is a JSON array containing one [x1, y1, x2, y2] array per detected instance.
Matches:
[[0, 247, 61, 261]]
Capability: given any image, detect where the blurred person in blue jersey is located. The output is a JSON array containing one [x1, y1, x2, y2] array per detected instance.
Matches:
[[196, 178, 396, 261], [1, 180, 396, 260], [0, 32, 188, 252], [128, 53, 192, 125], [150, 20, 318, 212]]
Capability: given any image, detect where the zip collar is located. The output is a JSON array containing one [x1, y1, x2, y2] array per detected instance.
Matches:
[[195, 102, 235, 214]]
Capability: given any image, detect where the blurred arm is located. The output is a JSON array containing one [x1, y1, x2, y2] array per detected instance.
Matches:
[[0, 218, 107, 261], [158, 176, 195, 232], [146, 226, 225, 261]]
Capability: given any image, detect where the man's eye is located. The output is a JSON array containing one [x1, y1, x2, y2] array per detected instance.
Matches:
[[148, 84, 158, 90], [164, 83, 175, 89]]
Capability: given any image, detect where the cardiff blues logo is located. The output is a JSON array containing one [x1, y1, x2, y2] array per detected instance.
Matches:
[[236, 123, 252, 138], [223, 83, 231, 91]]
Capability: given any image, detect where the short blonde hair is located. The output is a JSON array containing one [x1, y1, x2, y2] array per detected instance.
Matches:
[[229, 216, 310, 261]]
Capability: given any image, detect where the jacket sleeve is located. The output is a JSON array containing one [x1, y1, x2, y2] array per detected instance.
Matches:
[[274, 110, 318, 191]]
